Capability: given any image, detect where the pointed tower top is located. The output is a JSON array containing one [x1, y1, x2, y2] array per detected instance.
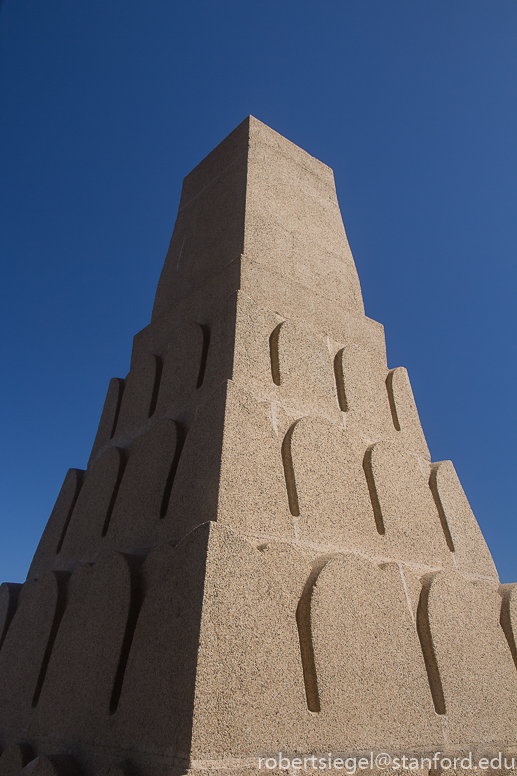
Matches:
[[180, 116, 335, 205], [152, 117, 364, 320]]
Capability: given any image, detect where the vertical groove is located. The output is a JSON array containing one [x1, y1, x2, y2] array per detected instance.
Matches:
[[333, 348, 348, 412], [416, 576, 446, 715], [109, 559, 143, 714], [148, 356, 163, 418], [0, 583, 22, 651], [109, 378, 125, 438], [281, 422, 300, 516], [269, 323, 282, 386], [196, 324, 211, 388], [32, 572, 70, 707], [428, 465, 455, 553], [500, 584, 517, 671], [56, 470, 86, 555], [160, 422, 187, 518], [362, 446, 385, 536], [385, 369, 401, 431], [296, 565, 326, 712], [101, 450, 127, 537]]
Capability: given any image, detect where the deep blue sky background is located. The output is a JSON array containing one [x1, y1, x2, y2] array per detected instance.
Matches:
[[1, 1, 516, 583]]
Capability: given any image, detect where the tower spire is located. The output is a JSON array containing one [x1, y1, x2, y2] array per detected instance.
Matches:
[[153, 116, 363, 319]]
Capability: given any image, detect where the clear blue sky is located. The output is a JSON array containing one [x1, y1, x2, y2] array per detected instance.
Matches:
[[1, 0, 516, 583]]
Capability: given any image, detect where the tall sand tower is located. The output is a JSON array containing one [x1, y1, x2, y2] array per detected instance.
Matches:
[[0, 117, 516, 776]]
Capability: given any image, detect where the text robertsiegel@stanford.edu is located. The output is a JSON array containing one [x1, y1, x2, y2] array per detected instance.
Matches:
[[257, 752, 517, 772]]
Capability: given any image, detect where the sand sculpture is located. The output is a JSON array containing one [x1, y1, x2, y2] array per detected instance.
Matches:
[[0, 117, 515, 776]]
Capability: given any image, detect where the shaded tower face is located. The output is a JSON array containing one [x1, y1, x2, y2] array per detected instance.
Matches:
[[0, 117, 515, 776]]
